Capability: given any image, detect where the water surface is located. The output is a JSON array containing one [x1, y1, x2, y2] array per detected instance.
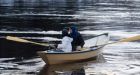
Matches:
[[0, 0, 140, 75]]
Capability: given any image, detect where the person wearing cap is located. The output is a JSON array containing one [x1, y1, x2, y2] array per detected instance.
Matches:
[[69, 26, 85, 51], [57, 29, 73, 52]]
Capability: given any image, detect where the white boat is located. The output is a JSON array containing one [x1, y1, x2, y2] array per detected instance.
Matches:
[[37, 33, 109, 65]]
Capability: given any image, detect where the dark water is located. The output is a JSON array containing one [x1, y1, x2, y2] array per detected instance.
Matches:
[[1, 0, 140, 75]]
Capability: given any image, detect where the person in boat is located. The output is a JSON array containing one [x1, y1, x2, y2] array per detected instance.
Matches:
[[57, 28, 73, 52], [69, 26, 85, 51]]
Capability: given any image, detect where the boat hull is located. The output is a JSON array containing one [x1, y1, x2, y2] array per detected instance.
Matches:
[[37, 46, 104, 65]]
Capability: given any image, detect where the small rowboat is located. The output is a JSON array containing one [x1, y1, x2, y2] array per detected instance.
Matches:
[[37, 33, 109, 65]]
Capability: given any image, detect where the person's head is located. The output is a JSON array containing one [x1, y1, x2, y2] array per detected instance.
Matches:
[[62, 29, 69, 37], [64, 27, 69, 32], [69, 26, 77, 33], [69, 26, 78, 38]]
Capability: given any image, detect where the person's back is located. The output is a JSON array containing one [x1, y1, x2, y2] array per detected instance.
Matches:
[[57, 29, 73, 52], [74, 32, 85, 47]]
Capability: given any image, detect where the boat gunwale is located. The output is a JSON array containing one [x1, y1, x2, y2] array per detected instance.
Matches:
[[38, 46, 104, 54]]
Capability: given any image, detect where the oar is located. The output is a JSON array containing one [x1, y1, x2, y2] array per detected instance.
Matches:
[[6, 36, 54, 47], [116, 35, 140, 42], [92, 35, 140, 47], [81, 35, 140, 50]]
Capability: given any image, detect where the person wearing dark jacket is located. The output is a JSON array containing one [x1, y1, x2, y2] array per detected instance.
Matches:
[[69, 26, 85, 51]]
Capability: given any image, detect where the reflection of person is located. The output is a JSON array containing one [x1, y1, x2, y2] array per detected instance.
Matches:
[[38, 64, 85, 75], [71, 68, 85, 75], [69, 26, 85, 51], [57, 29, 73, 52]]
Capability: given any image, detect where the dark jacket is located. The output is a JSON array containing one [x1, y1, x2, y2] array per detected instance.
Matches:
[[70, 26, 85, 51], [72, 32, 84, 46]]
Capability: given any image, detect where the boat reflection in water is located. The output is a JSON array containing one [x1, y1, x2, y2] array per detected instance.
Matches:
[[38, 54, 105, 75]]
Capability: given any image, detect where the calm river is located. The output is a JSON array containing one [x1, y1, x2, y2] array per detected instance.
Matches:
[[0, 0, 140, 75]]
